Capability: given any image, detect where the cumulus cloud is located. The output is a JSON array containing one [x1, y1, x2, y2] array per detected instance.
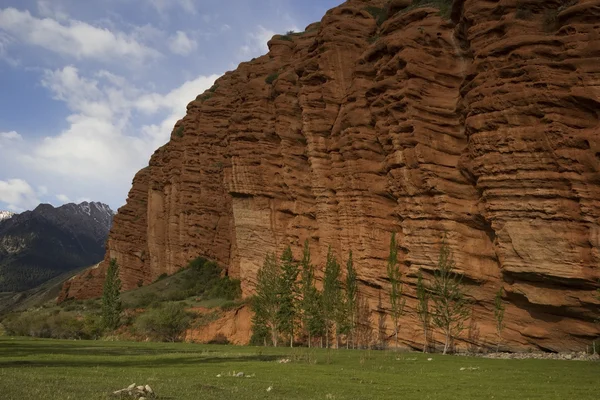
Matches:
[[0, 7, 160, 63], [2, 66, 220, 210], [0, 131, 22, 140], [0, 179, 40, 211], [168, 31, 197, 55]]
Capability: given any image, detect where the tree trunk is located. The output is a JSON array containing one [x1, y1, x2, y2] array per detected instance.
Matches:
[[271, 326, 278, 347], [443, 331, 450, 355], [422, 324, 428, 353], [308, 332, 311, 348]]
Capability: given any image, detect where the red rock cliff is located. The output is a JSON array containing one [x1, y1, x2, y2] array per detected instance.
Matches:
[[60, 0, 600, 352]]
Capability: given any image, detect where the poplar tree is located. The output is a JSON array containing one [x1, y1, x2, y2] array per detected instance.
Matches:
[[277, 245, 300, 347], [431, 234, 470, 354], [299, 240, 325, 347], [387, 232, 405, 349], [345, 250, 358, 349], [322, 246, 342, 348], [416, 270, 431, 353], [252, 253, 281, 346], [102, 258, 122, 331], [494, 287, 505, 352]]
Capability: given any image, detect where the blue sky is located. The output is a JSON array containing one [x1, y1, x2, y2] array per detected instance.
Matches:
[[0, 0, 341, 212]]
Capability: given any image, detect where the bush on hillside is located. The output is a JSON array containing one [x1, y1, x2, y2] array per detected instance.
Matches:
[[181, 257, 241, 300], [2, 310, 103, 339], [134, 302, 191, 342]]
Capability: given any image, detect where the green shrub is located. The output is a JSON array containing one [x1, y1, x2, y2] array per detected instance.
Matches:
[[182, 257, 241, 301], [174, 126, 184, 138], [365, 6, 389, 26], [2, 310, 102, 340], [401, 0, 454, 19], [155, 272, 168, 282], [207, 332, 230, 345], [265, 72, 279, 85], [134, 302, 191, 342], [279, 35, 293, 42], [515, 5, 533, 20], [543, 9, 558, 32]]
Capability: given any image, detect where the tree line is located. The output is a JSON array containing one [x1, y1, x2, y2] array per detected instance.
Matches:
[[251, 233, 507, 354]]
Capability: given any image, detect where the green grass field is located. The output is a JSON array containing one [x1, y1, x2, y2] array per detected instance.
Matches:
[[0, 337, 598, 400]]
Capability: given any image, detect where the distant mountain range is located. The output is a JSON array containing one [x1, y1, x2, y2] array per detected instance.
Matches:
[[0, 202, 113, 292]]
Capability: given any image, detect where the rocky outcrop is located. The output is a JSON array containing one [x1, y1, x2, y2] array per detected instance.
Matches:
[[60, 0, 600, 352]]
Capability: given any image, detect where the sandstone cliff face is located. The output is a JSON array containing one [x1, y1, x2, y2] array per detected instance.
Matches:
[[60, 0, 600, 352]]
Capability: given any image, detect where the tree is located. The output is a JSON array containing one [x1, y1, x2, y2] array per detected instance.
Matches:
[[299, 240, 325, 347], [416, 270, 431, 353], [355, 293, 373, 349], [376, 290, 387, 349], [277, 245, 300, 347], [431, 234, 470, 354], [345, 250, 358, 349], [322, 246, 343, 348], [252, 253, 281, 346], [102, 258, 122, 331], [387, 232, 405, 349], [135, 302, 190, 342], [494, 287, 505, 352]]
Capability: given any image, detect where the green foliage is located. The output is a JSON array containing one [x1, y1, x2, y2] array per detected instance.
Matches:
[[416, 270, 431, 353], [344, 250, 358, 348], [277, 246, 301, 347], [135, 302, 191, 342], [2, 310, 102, 340], [543, 9, 559, 32], [494, 287, 505, 351], [515, 5, 533, 20], [387, 232, 405, 348], [367, 35, 380, 44], [207, 332, 230, 345], [365, 6, 389, 26], [251, 253, 282, 346], [265, 72, 279, 84], [175, 125, 184, 138], [401, 0, 454, 20], [322, 246, 343, 348], [299, 240, 325, 346], [181, 257, 241, 301], [155, 272, 169, 282], [102, 258, 122, 332], [430, 234, 470, 354]]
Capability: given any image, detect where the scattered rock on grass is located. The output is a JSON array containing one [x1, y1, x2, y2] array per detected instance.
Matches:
[[112, 383, 156, 399]]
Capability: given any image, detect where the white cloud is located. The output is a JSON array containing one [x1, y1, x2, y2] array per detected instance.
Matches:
[[36, 0, 68, 22], [169, 31, 197, 56], [0, 131, 22, 140], [0, 179, 40, 211], [56, 194, 70, 203], [0, 7, 160, 63], [2, 66, 220, 210], [240, 25, 276, 57]]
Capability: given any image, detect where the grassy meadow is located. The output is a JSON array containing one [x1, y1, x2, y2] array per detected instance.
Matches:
[[0, 337, 598, 400]]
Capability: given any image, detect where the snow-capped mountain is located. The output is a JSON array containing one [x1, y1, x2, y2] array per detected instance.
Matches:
[[0, 202, 114, 292], [0, 211, 15, 221]]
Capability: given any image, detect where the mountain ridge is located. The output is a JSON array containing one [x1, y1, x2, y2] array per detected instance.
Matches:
[[0, 201, 113, 292]]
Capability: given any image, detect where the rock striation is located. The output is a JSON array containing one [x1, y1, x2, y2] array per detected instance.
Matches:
[[60, 0, 600, 352]]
